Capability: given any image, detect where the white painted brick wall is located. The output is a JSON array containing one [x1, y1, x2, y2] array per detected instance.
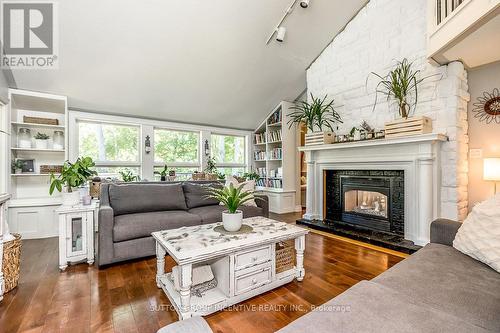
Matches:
[[307, 0, 469, 221]]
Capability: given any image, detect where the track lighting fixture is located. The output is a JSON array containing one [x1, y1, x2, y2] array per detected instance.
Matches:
[[276, 27, 286, 42], [300, 0, 310, 8]]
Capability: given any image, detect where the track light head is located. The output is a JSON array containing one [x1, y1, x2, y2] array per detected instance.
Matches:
[[276, 26, 286, 42], [300, 0, 310, 8]]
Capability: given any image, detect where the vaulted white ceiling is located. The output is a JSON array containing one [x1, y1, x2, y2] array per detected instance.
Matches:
[[10, 0, 366, 129]]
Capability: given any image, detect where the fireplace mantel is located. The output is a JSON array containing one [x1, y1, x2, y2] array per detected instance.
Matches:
[[298, 133, 448, 152], [299, 133, 448, 246]]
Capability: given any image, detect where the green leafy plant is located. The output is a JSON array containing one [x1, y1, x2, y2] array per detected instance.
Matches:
[[243, 171, 260, 181], [11, 160, 24, 171], [205, 156, 218, 174], [49, 157, 97, 194], [216, 171, 226, 180], [154, 165, 169, 177], [288, 94, 343, 132], [35, 132, 50, 140], [371, 58, 431, 119], [119, 169, 139, 182], [204, 183, 257, 214]]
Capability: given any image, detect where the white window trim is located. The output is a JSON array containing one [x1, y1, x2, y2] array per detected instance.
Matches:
[[69, 110, 252, 180]]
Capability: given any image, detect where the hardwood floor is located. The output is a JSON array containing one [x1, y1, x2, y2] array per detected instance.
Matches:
[[0, 213, 405, 333]]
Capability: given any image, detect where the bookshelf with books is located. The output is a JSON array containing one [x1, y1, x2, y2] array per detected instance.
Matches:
[[252, 101, 297, 213]]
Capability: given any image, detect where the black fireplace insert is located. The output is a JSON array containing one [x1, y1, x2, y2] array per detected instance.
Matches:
[[325, 170, 404, 236]]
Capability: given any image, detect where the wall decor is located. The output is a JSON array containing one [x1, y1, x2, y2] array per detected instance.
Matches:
[[472, 88, 500, 124], [19, 159, 35, 173]]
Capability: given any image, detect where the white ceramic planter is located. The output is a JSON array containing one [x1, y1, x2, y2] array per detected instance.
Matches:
[[35, 139, 49, 149], [222, 210, 243, 232], [61, 191, 80, 206]]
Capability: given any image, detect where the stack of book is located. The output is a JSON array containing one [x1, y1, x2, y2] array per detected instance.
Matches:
[[268, 108, 282, 124], [268, 148, 282, 160], [254, 151, 266, 161], [267, 130, 282, 142], [254, 133, 266, 144]]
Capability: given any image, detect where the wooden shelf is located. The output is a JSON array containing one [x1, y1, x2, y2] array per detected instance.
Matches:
[[253, 142, 266, 146], [267, 140, 282, 144], [11, 122, 65, 130]]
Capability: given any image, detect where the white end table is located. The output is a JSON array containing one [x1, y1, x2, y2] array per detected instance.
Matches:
[[56, 201, 98, 271]]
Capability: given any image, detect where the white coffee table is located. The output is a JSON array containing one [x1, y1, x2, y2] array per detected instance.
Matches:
[[152, 216, 308, 319]]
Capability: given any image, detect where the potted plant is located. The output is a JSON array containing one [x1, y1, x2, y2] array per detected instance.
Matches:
[[205, 156, 218, 180], [11, 160, 24, 174], [371, 58, 432, 119], [155, 165, 169, 181], [288, 94, 343, 145], [243, 170, 260, 181], [49, 157, 97, 206], [34, 132, 50, 149], [119, 169, 140, 182], [205, 183, 257, 232]]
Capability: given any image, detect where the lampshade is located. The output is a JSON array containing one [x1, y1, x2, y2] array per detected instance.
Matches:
[[483, 158, 500, 181]]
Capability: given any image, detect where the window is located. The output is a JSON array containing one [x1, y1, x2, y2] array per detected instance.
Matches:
[[211, 134, 245, 165], [78, 121, 140, 177], [154, 129, 199, 164]]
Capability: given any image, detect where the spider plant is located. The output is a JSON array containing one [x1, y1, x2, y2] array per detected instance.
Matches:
[[371, 58, 429, 119], [204, 183, 256, 214], [287, 94, 342, 132]]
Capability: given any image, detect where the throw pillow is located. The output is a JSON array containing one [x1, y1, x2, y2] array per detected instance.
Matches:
[[453, 194, 500, 273], [224, 176, 257, 207]]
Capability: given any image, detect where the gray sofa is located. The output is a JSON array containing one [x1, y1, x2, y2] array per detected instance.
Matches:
[[160, 219, 500, 333], [97, 181, 269, 267]]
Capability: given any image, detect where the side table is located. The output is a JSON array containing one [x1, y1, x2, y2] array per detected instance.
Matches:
[[56, 201, 98, 271]]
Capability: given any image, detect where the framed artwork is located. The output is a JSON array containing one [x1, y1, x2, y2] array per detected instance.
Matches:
[[19, 159, 35, 173], [472, 88, 500, 124]]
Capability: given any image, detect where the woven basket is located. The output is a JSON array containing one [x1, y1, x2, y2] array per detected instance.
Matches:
[[276, 241, 295, 274], [192, 172, 206, 181], [2, 233, 22, 293], [90, 180, 101, 198], [205, 173, 218, 181]]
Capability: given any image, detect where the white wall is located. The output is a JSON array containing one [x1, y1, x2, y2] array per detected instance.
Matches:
[[0, 70, 8, 103], [467, 61, 500, 208], [306, 0, 470, 220]]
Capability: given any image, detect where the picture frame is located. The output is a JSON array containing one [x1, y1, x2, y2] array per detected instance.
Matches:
[[19, 159, 35, 173]]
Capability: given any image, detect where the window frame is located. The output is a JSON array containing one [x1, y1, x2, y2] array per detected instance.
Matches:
[[153, 127, 201, 168], [69, 111, 252, 181], [210, 133, 247, 169], [75, 118, 142, 177]]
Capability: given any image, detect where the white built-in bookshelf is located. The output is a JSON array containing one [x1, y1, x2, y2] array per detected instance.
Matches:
[[7, 89, 68, 238], [253, 101, 297, 213]]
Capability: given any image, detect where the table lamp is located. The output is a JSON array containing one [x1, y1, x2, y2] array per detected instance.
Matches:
[[483, 158, 500, 194]]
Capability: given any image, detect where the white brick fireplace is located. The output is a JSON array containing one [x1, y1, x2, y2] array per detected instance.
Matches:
[[299, 134, 447, 246], [305, 0, 470, 223]]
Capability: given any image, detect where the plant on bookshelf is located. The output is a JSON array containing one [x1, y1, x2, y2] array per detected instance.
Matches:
[[49, 157, 97, 206], [34, 132, 50, 149], [11, 160, 24, 174]]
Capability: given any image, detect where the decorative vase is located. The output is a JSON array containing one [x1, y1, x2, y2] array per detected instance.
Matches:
[[35, 139, 48, 149], [160, 175, 166, 181], [222, 210, 243, 232], [61, 191, 80, 206]]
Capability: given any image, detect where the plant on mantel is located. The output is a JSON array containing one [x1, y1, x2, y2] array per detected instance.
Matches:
[[371, 58, 433, 119], [287, 94, 343, 133]]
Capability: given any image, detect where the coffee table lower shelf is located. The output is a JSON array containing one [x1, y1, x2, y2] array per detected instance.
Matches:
[[158, 269, 297, 319]]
